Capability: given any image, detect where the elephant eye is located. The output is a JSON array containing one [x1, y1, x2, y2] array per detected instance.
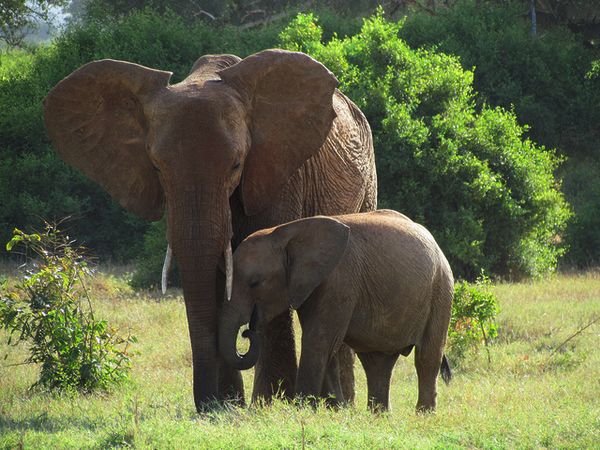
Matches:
[[249, 279, 260, 289], [232, 161, 241, 171]]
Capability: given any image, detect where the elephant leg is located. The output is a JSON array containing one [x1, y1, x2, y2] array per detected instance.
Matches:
[[295, 309, 351, 408], [337, 344, 355, 404], [217, 357, 245, 405], [357, 351, 400, 412], [321, 353, 344, 408], [414, 341, 444, 413], [296, 344, 330, 406], [415, 292, 450, 413], [252, 309, 297, 403]]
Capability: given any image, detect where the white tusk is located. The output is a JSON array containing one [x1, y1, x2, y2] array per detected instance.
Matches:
[[225, 240, 233, 301], [161, 244, 173, 295]]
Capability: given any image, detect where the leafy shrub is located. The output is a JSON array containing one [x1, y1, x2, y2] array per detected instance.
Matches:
[[400, 1, 600, 157], [0, 223, 135, 392], [280, 11, 571, 279], [398, 0, 600, 267], [449, 275, 499, 362]]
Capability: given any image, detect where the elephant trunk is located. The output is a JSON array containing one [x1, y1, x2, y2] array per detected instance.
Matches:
[[219, 298, 260, 371], [167, 186, 232, 411]]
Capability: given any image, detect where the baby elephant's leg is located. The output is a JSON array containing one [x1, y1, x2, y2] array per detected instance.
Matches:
[[296, 297, 353, 407], [296, 332, 343, 406], [357, 351, 400, 412], [296, 348, 330, 406], [414, 341, 444, 413], [321, 353, 344, 407]]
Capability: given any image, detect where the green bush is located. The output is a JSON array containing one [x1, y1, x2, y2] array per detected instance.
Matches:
[[0, 223, 135, 392], [449, 275, 499, 362], [398, 0, 600, 267], [400, 1, 600, 157], [280, 11, 571, 279]]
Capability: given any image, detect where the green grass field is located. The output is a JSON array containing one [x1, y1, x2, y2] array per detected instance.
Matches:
[[1, 270, 599, 449]]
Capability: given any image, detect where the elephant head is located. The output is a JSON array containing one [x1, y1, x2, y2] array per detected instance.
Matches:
[[44, 50, 338, 410], [219, 216, 350, 370]]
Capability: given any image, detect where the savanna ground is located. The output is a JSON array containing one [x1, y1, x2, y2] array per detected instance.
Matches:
[[0, 268, 598, 449]]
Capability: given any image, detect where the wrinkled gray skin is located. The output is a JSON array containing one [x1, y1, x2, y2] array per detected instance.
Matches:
[[220, 210, 453, 412], [44, 49, 377, 411]]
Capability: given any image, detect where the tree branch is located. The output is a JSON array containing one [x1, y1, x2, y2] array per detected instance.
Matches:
[[549, 315, 599, 357], [238, 0, 314, 30]]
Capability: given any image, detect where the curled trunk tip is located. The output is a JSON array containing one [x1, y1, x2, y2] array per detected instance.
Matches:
[[219, 308, 260, 370]]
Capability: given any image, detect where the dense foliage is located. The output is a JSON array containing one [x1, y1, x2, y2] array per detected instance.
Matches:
[[70, 0, 375, 26], [0, 223, 134, 391], [399, 1, 600, 266], [1, 3, 596, 283], [281, 12, 570, 278]]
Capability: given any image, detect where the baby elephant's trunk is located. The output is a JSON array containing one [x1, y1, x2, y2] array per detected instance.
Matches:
[[219, 307, 261, 371], [440, 354, 452, 385]]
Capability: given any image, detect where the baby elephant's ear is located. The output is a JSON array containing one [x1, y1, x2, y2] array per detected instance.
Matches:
[[218, 49, 338, 216], [276, 216, 350, 310]]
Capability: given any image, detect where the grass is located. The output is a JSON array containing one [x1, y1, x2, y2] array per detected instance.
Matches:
[[1, 269, 599, 448]]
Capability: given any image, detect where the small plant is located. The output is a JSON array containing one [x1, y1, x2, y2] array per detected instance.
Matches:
[[448, 274, 499, 363], [0, 223, 135, 392]]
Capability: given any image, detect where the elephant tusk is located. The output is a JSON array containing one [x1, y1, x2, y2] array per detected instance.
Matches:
[[161, 244, 173, 295], [225, 240, 233, 301]]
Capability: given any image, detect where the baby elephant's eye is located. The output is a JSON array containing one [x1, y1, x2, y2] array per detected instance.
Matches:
[[232, 161, 241, 171], [249, 279, 260, 289]]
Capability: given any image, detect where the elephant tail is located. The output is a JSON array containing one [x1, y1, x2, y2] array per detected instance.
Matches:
[[440, 354, 452, 385]]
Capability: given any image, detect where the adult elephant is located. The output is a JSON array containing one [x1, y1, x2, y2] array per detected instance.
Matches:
[[44, 49, 377, 412]]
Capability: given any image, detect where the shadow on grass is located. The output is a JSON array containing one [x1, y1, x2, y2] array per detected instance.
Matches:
[[0, 412, 100, 433]]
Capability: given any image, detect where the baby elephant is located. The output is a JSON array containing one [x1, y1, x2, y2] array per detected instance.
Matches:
[[219, 210, 453, 412]]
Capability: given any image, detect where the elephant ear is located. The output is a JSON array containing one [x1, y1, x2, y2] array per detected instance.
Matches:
[[188, 54, 242, 80], [44, 59, 172, 220], [276, 216, 350, 310], [218, 49, 338, 216]]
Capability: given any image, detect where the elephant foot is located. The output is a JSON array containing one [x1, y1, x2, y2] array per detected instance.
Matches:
[[218, 359, 245, 406], [415, 403, 436, 414], [195, 399, 226, 414], [324, 394, 344, 409]]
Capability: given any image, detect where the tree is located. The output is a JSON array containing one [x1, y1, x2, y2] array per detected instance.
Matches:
[[399, 0, 600, 267], [0, 0, 67, 48]]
